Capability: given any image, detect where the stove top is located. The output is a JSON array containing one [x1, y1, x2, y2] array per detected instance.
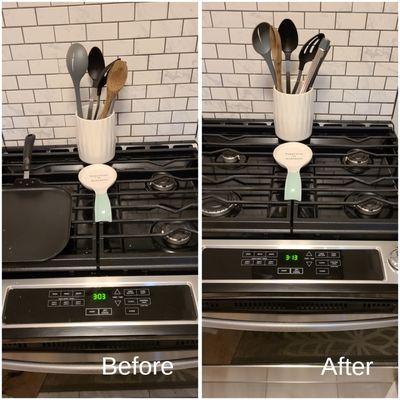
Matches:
[[203, 119, 398, 240], [3, 142, 198, 276]]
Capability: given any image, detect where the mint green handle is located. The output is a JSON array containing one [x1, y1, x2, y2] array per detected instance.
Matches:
[[95, 192, 112, 222], [284, 171, 302, 201]]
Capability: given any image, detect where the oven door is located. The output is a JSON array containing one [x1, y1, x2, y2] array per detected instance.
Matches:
[[203, 290, 398, 398]]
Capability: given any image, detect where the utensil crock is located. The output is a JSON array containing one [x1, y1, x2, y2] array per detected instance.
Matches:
[[76, 105, 116, 164], [273, 86, 314, 142]]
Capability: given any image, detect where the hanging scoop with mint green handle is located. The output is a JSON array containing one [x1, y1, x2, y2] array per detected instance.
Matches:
[[78, 164, 117, 222], [273, 142, 313, 201]]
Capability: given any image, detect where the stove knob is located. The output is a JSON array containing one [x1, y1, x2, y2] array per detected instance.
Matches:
[[388, 248, 398, 271]]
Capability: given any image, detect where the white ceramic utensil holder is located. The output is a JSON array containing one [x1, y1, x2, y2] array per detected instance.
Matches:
[[273, 86, 314, 142], [76, 106, 116, 164]]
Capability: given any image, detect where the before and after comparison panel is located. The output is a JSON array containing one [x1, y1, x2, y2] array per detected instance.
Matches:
[[1, 1, 398, 399]]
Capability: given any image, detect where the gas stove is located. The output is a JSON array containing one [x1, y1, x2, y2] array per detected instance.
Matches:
[[2, 142, 198, 374], [3, 142, 198, 275], [202, 119, 397, 328]]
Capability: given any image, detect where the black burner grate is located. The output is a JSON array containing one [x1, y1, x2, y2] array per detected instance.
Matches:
[[203, 119, 397, 240]]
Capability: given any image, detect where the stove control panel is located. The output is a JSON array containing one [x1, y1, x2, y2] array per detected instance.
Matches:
[[3, 285, 197, 324], [203, 248, 383, 280], [241, 250, 343, 279]]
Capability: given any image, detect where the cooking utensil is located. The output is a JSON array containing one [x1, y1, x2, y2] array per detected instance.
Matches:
[[87, 47, 105, 120], [3, 134, 72, 263], [292, 33, 325, 94], [99, 60, 128, 119], [93, 58, 120, 120], [78, 164, 117, 222], [270, 26, 283, 92], [273, 142, 313, 201], [252, 22, 277, 88], [278, 18, 298, 94], [66, 43, 88, 118], [299, 38, 331, 94]]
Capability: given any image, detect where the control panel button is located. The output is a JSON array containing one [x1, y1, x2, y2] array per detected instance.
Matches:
[[125, 307, 139, 316], [124, 298, 138, 305], [73, 299, 85, 307], [138, 298, 151, 306], [85, 308, 99, 316], [266, 251, 278, 258], [73, 290, 85, 297], [290, 267, 303, 275], [137, 289, 150, 296], [48, 300, 59, 307], [254, 259, 264, 266], [278, 267, 290, 274], [114, 300, 122, 307], [305, 251, 313, 258], [113, 289, 122, 295], [306, 261, 313, 267], [99, 308, 112, 316], [254, 251, 265, 257], [124, 289, 136, 296], [315, 251, 327, 258], [329, 260, 341, 267], [60, 299, 72, 307], [316, 268, 329, 275], [242, 251, 254, 257], [315, 260, 328, 266], [328, 251, 340, 258], [61, 290, 73, 297], [266, 259, 277, 266], [241, 259, 252, 266], [48, 290, 61, 298]]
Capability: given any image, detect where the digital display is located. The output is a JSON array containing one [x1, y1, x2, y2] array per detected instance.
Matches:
[[284, 253, 299, 261], [92, 292, 107, 301]]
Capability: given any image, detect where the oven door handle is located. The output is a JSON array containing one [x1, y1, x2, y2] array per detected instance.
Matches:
[[2, 357, 198, 374], [203, 316, 398, 332]]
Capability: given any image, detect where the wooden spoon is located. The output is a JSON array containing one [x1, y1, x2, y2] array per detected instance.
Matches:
[[270, 26, 283, 92], [99, 60, 128, 119]]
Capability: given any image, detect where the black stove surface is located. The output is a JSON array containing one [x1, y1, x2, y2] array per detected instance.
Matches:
[[3, 143, 197, 276], [203, 119, 397, 240]]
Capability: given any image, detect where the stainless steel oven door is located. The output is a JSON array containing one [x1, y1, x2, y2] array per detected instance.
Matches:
[[203, 315, 398, 398]]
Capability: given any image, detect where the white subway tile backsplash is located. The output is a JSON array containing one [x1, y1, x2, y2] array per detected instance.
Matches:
[[3, 8, 37, 27], [10, 44, 42, 60], [36, 7, 69, 25], [151, 20, 183, 37], [209, 2, 397, 121], [3, 27, 24, 44], [0, 1, 194, 145], [336, 13, 366, 29], [87, 23, 118, 40], [23, 26, 55, 43], [102, 3, 135, 22], [135, 38, 164, 54], [69, 5, 101, 24], [136, 2, 168, 21]]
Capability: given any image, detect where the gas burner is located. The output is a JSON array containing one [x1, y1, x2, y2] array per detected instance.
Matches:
[[151, 221, 195, 250], [215, 150, 247, 168], [345, 192, 391, 219], [146, 172, 177, 192], [342, 149, 372, 174], [202, 191, 241, 218]]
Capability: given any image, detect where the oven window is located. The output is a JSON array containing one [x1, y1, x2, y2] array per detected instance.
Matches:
[[203, 328, 398, 365]]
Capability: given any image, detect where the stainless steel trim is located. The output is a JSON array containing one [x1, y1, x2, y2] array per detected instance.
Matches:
[[203, 316, 398, 332], [3, 350, 197, 364], [3, 358, 198, 374], [203, 240, 398, 285]]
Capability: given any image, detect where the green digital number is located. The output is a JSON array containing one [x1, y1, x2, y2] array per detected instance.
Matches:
[[92, 292, 107, 301], [285, 254, 299, 261]]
